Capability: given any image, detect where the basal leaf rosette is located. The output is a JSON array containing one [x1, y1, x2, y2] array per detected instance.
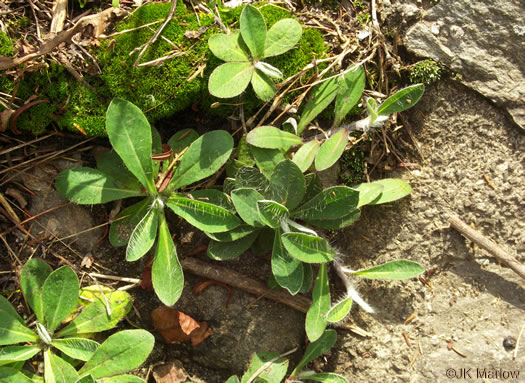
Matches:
[[208, 5, 302, 101]]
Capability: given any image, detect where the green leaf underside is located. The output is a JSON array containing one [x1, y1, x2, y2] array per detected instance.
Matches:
[[298, 76, 339, 134], [292, 329, 337, 376], [42, 266, 79, 332], [240, 5, 266, 59], [327, 298, 352, 323], [234, 166, 269, 194], [257, 200, 289, 228], [106, 98, 155, 195], [315, 129, 349, 171], [306, 264, 330, 341], [96, 151, 142, 191], [0, 296, 37, 345], [251, 70, 275, 101], [208, 31, 250, 62], [264, 18, 302, 57], [333, 66, 366, 127], [57, 291, 132, 338], [297, 372, 348, 383], [0, 367, 33, 382], [231, 188, 266, 227], [354, 183, 384, 207], [250, 146, 285, 179], [306, 209, 360, 230], [205, 224, 256, 242], [170, 130, 234, 190], [207, 232, 259, 261], [208, 62, 253, 99], [366, 97, 378, 123], [152, 213, 183, 305], [126, 206, 158, 262], [51, 338, 99, 362], [292, 140, 320, 173], [247, 126, 302, 151], [353, 260, 425, 280], [167, 129, 199, 155], [78, 330, 154, 379], [281, 233, 335, 263], [0, 345, 40, 363], [56, 168, 144, 205], [272, 230, 303, 295], [378, 84, 424, 115], [109, 199, 150, 247], [269, 160, 305, 210], [167, 196, 240, 233], [45, 350, 79, 383], [292, 186, 359, 221], [368, 178, 412, 205], [240, 352, 288, 383], [20, 258, 52, 324]]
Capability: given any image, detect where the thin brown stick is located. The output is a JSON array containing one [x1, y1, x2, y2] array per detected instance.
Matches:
[[448, 214, 525, 280]]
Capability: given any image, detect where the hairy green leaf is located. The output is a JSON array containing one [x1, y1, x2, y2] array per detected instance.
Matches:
[[306, 264, 330, 341], [167, 195, 240, 233], [208, 62, 253, 99], [234, 166, 269, 194], [44, 350, 79, 383], [126, 205, 159, 262], [315, 129, 349, 171], [78, 330, 154, 379], [231, 188, 266, 227], [354, 183, 384, 207], [333, 66, 365, 127], [305, 209, 360, 230], [281, 233, 335, 263], [269, 159, 305, 210], [225, 376, 240, 383], [264, 18, 302, 57], [296, 372, 348, 383], [56, 168, 145, 204], [367, 179, 412, 204], [0, 296, 37, 346], [205, 224, 257, 242], [52, 338, 99, 361], [56, 291, 132, 338], [272, 230, 303, 295], [20, 258, 52, 324], [292, 140, 320, 173], [247, 126, 302, 151], [326, 297, 352, 323], [292, 186, 359, 221], [240, 5, 266, 59], [106, 98, 155, 194], [250, 146, 285, 179], [378, 84, 424, 115], [207, 232, 259, 261], [170, 130, 234, 190], [152, 213, 183, 305], [257, 200, 289, 228], [240, 352, 288, 383], [300, 263, 313, 293], [208, 31, 250, 62], [0, 345, 40, 364], [0, 367, 33, 382], [353, 260, 425, 280], [298, 77, 339, 134], [95, 375, 146, 383], [96, 151, 142, 192], [251, 70, 275, 101], [167, 129, 199, 155], [42, 266, 79, 332], [303, 173, 323, 203]]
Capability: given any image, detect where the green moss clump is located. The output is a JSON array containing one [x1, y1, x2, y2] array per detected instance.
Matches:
[[338, 144, 366, 186], [0, 31, 14, 57], [409, 59, 442, 85]]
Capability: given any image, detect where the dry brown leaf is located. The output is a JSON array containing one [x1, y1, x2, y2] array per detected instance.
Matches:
[[151, 306, 212, 346], [152, 360, 188, 383]]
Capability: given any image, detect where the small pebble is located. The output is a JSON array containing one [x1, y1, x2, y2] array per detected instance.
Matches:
[[503, 336, 516, 351]]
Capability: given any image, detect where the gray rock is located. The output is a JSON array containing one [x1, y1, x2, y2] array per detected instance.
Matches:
[[405, 0, 525, 129]]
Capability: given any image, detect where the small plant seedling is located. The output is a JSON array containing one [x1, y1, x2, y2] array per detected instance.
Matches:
[[208, 5, 302, 101], [0, 258, 153, 382], [56, 98, 238, 305], [246, 66, 424, 172]]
